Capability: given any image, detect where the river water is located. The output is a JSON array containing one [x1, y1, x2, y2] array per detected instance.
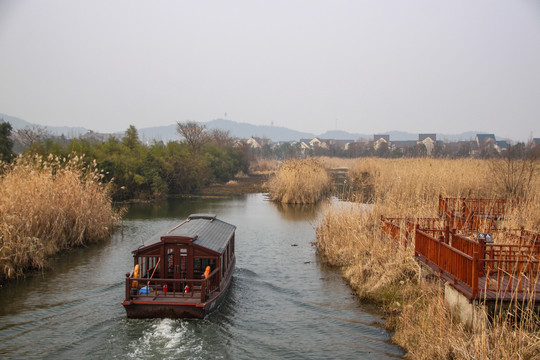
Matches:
[[0, 193, 403, 359]]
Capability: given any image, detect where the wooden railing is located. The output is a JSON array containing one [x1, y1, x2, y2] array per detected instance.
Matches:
[[124, 268, 221, 303], [438, 196, 522, 229], [382, 213, 539, 300], [485, 244, 539, 265], [381, 217, 411, 247], [414, 230, 539, 299], [439, 196, 520, 218], [450, 232, 479, 258], [482, 257, 540, 296], [381, 217, 447, 248], [201, 268, 221, 302], [415, 228, 478, 295]]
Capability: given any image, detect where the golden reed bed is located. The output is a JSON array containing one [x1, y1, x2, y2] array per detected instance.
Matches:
[[267, 158, 332, 204], [0, 154, 120, 280], [315, 157, 539, 359]]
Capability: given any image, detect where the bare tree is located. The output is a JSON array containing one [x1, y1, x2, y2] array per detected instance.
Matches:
[[176, 121, 208, 154], [208, 128, 235, 148], [489, 143, 538, 198], [15, 126, 51, 149]]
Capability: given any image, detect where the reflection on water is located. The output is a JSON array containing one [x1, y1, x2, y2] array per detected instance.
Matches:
[[269, 197, 329, 222], [0, 193, 403, 359]]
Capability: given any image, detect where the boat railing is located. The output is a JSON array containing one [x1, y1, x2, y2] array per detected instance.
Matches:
[[124, 268, 221, 303]]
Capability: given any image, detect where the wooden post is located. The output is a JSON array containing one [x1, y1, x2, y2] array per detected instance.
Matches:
[[518, 262, 523, 292], [472, 251, 479, 298], [478, 236, 485, 276], [201, 280, 206, 302], [125, 273, 131, 301], [436, 233, 441, 269], [414, 224, 419, 257]]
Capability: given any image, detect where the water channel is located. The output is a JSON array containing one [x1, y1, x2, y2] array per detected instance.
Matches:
[[0, 193, 404, 359]]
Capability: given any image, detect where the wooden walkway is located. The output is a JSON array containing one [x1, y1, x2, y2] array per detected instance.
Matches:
[[417, 254, 540, 302], [382, 197, 540, 302]]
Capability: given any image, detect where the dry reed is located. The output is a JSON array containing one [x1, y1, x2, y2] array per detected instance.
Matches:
[[0, 154, 121, 280], [267, 158, 332, 204], [249, 159, 279, 174], [316, 156, 360, 170], [315, 157, 540, 359]]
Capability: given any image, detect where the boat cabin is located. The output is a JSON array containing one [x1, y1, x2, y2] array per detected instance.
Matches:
[[122, 214, 236, 318]]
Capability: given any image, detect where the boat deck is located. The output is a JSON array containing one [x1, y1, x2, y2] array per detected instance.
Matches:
[[132, 290, 201, 303], [130, 290, 221, 305]]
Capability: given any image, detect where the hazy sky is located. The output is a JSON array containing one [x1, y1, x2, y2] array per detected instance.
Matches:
[[1, 1, 539, 141]]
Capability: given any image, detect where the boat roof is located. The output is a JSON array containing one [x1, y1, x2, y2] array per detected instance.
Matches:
[[165, 214, 236, 254]]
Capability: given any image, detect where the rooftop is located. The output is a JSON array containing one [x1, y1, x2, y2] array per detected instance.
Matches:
[[165, 214, 236, 254]]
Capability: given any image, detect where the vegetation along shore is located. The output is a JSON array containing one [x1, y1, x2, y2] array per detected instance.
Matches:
[[0, 154, 120, 282], [316, 157, 539, 359], [1, 118, 539, 358]]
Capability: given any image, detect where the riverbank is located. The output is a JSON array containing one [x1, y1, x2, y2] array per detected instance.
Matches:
[[198, 173, 268, 196], [315, 157, 540, 359], [0, 155, 121, 282], [0, 194, 403, 359]]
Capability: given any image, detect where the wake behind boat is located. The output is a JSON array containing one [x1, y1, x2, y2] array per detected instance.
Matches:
[[122, 214, 236, 319]]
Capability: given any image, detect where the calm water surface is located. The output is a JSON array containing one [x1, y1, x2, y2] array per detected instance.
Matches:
[[0, 194, 403, 359]]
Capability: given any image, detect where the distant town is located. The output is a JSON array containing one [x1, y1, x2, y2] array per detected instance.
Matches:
[[2, 114, 539, 159], [243, 133, 540, 159]]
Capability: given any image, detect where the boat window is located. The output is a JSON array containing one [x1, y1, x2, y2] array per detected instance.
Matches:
[[137, 256, 161, 278], [194, 258, 216, 278], [167, 248, 174, 273], [221, 255, 225, 277]]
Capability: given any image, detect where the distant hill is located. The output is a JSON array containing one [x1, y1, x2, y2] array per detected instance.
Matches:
[[0, 113, 33, 129], [0, 112, 504, 143], [205, 119, 314, 142], [0, 113, 87, 138], [134, 124, 177, 143], [135, 119, 315, 143], [318, 130, 367, 141]]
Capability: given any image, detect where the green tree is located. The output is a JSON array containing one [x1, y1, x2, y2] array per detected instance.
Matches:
[[122, 125, 141, 150], [0, 121, 15, 162]]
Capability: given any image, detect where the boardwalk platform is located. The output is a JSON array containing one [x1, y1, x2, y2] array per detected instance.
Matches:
[[382, 196, 539, 303], [417, 254, 540, 302]]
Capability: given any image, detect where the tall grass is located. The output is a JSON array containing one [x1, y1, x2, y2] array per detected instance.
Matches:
[[315, 157, 540, 359], [249, 159, 279, 174], [267, 158, 332, 204], [0, 154, 121, 280]]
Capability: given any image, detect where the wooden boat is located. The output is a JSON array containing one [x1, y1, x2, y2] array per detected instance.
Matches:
[[122, 214, 236, 319]]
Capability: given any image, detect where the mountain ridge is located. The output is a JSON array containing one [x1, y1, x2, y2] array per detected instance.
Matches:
[[0, 112, 496, 143]]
